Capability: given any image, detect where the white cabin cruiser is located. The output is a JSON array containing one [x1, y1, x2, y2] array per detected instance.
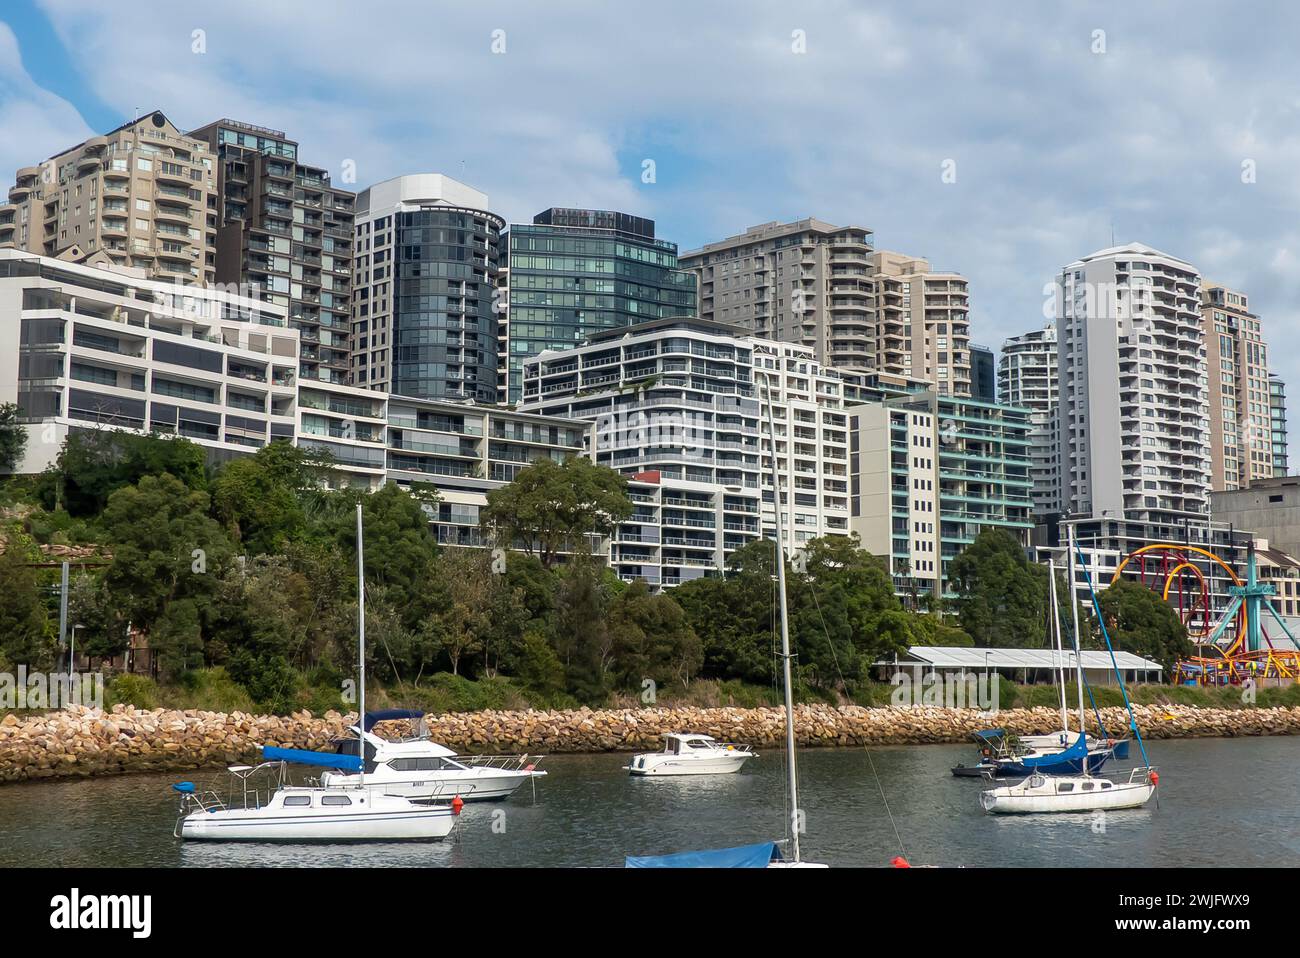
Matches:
[[980, 768, 1158, 814], [319, 710, 546, 802], [625, 734, 755, 776], [174, 756, 460, 842]]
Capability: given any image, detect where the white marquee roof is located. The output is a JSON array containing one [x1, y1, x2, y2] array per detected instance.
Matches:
[[884, 646, 1163, 672]]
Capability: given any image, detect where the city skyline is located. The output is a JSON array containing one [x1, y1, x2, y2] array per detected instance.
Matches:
[[2, 1, 1298, 395]]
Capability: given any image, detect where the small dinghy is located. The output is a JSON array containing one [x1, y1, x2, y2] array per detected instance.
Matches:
[[980, 768, 1158, 814]]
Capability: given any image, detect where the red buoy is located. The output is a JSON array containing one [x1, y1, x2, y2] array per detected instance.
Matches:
[[1149, 771, 1160, 786], [890, 856, 911, 868], [451, 796, 464, 815]]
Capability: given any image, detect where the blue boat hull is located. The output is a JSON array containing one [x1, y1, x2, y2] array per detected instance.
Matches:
[[995, 747, 1112, 776]]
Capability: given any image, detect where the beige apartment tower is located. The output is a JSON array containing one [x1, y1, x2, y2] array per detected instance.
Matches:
[[680, 218, 972, 396], [0, 111, 216, 286], [1201, 282, 1273, 491]]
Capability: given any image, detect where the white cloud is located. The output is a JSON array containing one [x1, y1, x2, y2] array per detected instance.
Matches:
[[0, 23, 93, 181], [15, 0, 1300, 401]]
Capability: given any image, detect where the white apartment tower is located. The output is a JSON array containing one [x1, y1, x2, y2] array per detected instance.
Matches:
[[999, 324, 1059, 516], [1054, 243, 1209, 522]]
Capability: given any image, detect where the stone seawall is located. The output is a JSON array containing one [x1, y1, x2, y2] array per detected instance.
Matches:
[[2, 702, 1299, 784]]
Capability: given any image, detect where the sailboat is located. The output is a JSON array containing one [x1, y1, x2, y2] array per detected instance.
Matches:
[[625, 369, 826, 868], [954, 560, 1117, 778], [173, 503, 461, 842], [979, 522, 1158, 814]]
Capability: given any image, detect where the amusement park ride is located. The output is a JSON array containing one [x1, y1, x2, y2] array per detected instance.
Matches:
[[1110, 543, 1300, 686]]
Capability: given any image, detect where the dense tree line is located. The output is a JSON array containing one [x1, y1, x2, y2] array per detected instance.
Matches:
[[0, 431, 1190, 712]]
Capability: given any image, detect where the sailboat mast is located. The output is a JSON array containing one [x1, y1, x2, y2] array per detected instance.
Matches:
[[760, 368, 800, 864], [1048, 559, 1068, 734], [356, 502, 366, 788], [1066, 522, 1087, 750]]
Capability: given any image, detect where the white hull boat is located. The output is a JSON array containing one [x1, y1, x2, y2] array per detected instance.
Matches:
[[625, 734, 755, 776], [321, 720, 545, 801], [980, 769, 1157, 814], [175, 777, 459, 842]]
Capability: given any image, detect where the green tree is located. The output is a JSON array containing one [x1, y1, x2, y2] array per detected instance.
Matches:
[[0, 402, 27, 474], [98, 474, 233, 671], [948, 529, 1048, 648], [790, 535, 916, 689], [480, 457, 632, 567], [1096, 578, 1194, 673], [673, 539, 780, 685], [68, 572, 130, 660], [549, 559, 618, 701], [210, 442, 322, 555], [0, 540, 54, 669], [608, 581, 703, 691], [38, 430, 208, 516]]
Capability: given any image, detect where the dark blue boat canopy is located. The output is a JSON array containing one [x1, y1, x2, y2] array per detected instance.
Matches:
[[362, 709, 426, 732]]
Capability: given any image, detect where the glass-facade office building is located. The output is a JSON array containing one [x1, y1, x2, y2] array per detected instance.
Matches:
[[502, 208, 696, 402]]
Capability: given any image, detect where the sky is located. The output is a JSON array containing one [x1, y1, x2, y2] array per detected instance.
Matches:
[[2, 0, 1299, 391]]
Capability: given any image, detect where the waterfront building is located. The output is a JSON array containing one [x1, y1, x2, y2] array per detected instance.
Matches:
[[519, 317, 850, 586], [1270, 372, 1288, 476], [385, 395, 590, 547], [1199, 282, 1272, 491], [190, 119, 356, 387], [0, 111, 217, 286], [1054, 243, 1209, 524], [847, 388, 1034, 603], [999, 324, 1059, 517], [501, 208, 695, 403], [680, 222, 973, 397], [351, 174, 503, 403], [0, 248, 296, 474]]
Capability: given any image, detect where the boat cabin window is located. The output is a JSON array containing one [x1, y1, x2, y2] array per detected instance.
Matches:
[[321, 795, 353, 806], [283, 795, 311, 806], [667, 739, 680, 754], [686, 739, 713, 750], [1080, 782, 1094, 791], [389, 757, 448, 772], [1057, 783, 1074, 792], [1100, 782, 1112, 789]]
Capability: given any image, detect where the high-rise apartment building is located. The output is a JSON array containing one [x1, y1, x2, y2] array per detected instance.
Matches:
[[680, 219, 874, 367], [848, 389, 1033, 603], [1054, 243, 1209, 522], [0, 111, 216, 286], [680, 221, 972, 396], [999, 324, 1059, 516], [1198, 282, 1272, 491], [519, 318, 850, 586], [351, 174, 503, 403], [970, 343, 995, 401], [1270, 373, 1288, 477], [190, 119, 355, 387], [501, 208, 695, 403]]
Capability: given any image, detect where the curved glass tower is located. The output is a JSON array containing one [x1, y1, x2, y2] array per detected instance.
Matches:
[[353, 175, 503, 402]]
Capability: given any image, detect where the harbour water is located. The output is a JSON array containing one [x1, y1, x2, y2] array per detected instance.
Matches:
[[1, 738, 1297, 867]]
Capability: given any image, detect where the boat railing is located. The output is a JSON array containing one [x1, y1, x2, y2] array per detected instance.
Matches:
[[457, 753, 547, 771]]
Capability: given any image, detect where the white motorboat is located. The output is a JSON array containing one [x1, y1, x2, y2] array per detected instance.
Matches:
[[320, 715, 546, 801], [624, 369, 827, 867], [174, 761, 460, 842], [980, 768, 1158, 814], [625, 734, 755, 776]]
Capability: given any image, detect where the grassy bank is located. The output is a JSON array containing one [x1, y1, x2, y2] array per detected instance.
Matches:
[[0, 669, 1282, 718]]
